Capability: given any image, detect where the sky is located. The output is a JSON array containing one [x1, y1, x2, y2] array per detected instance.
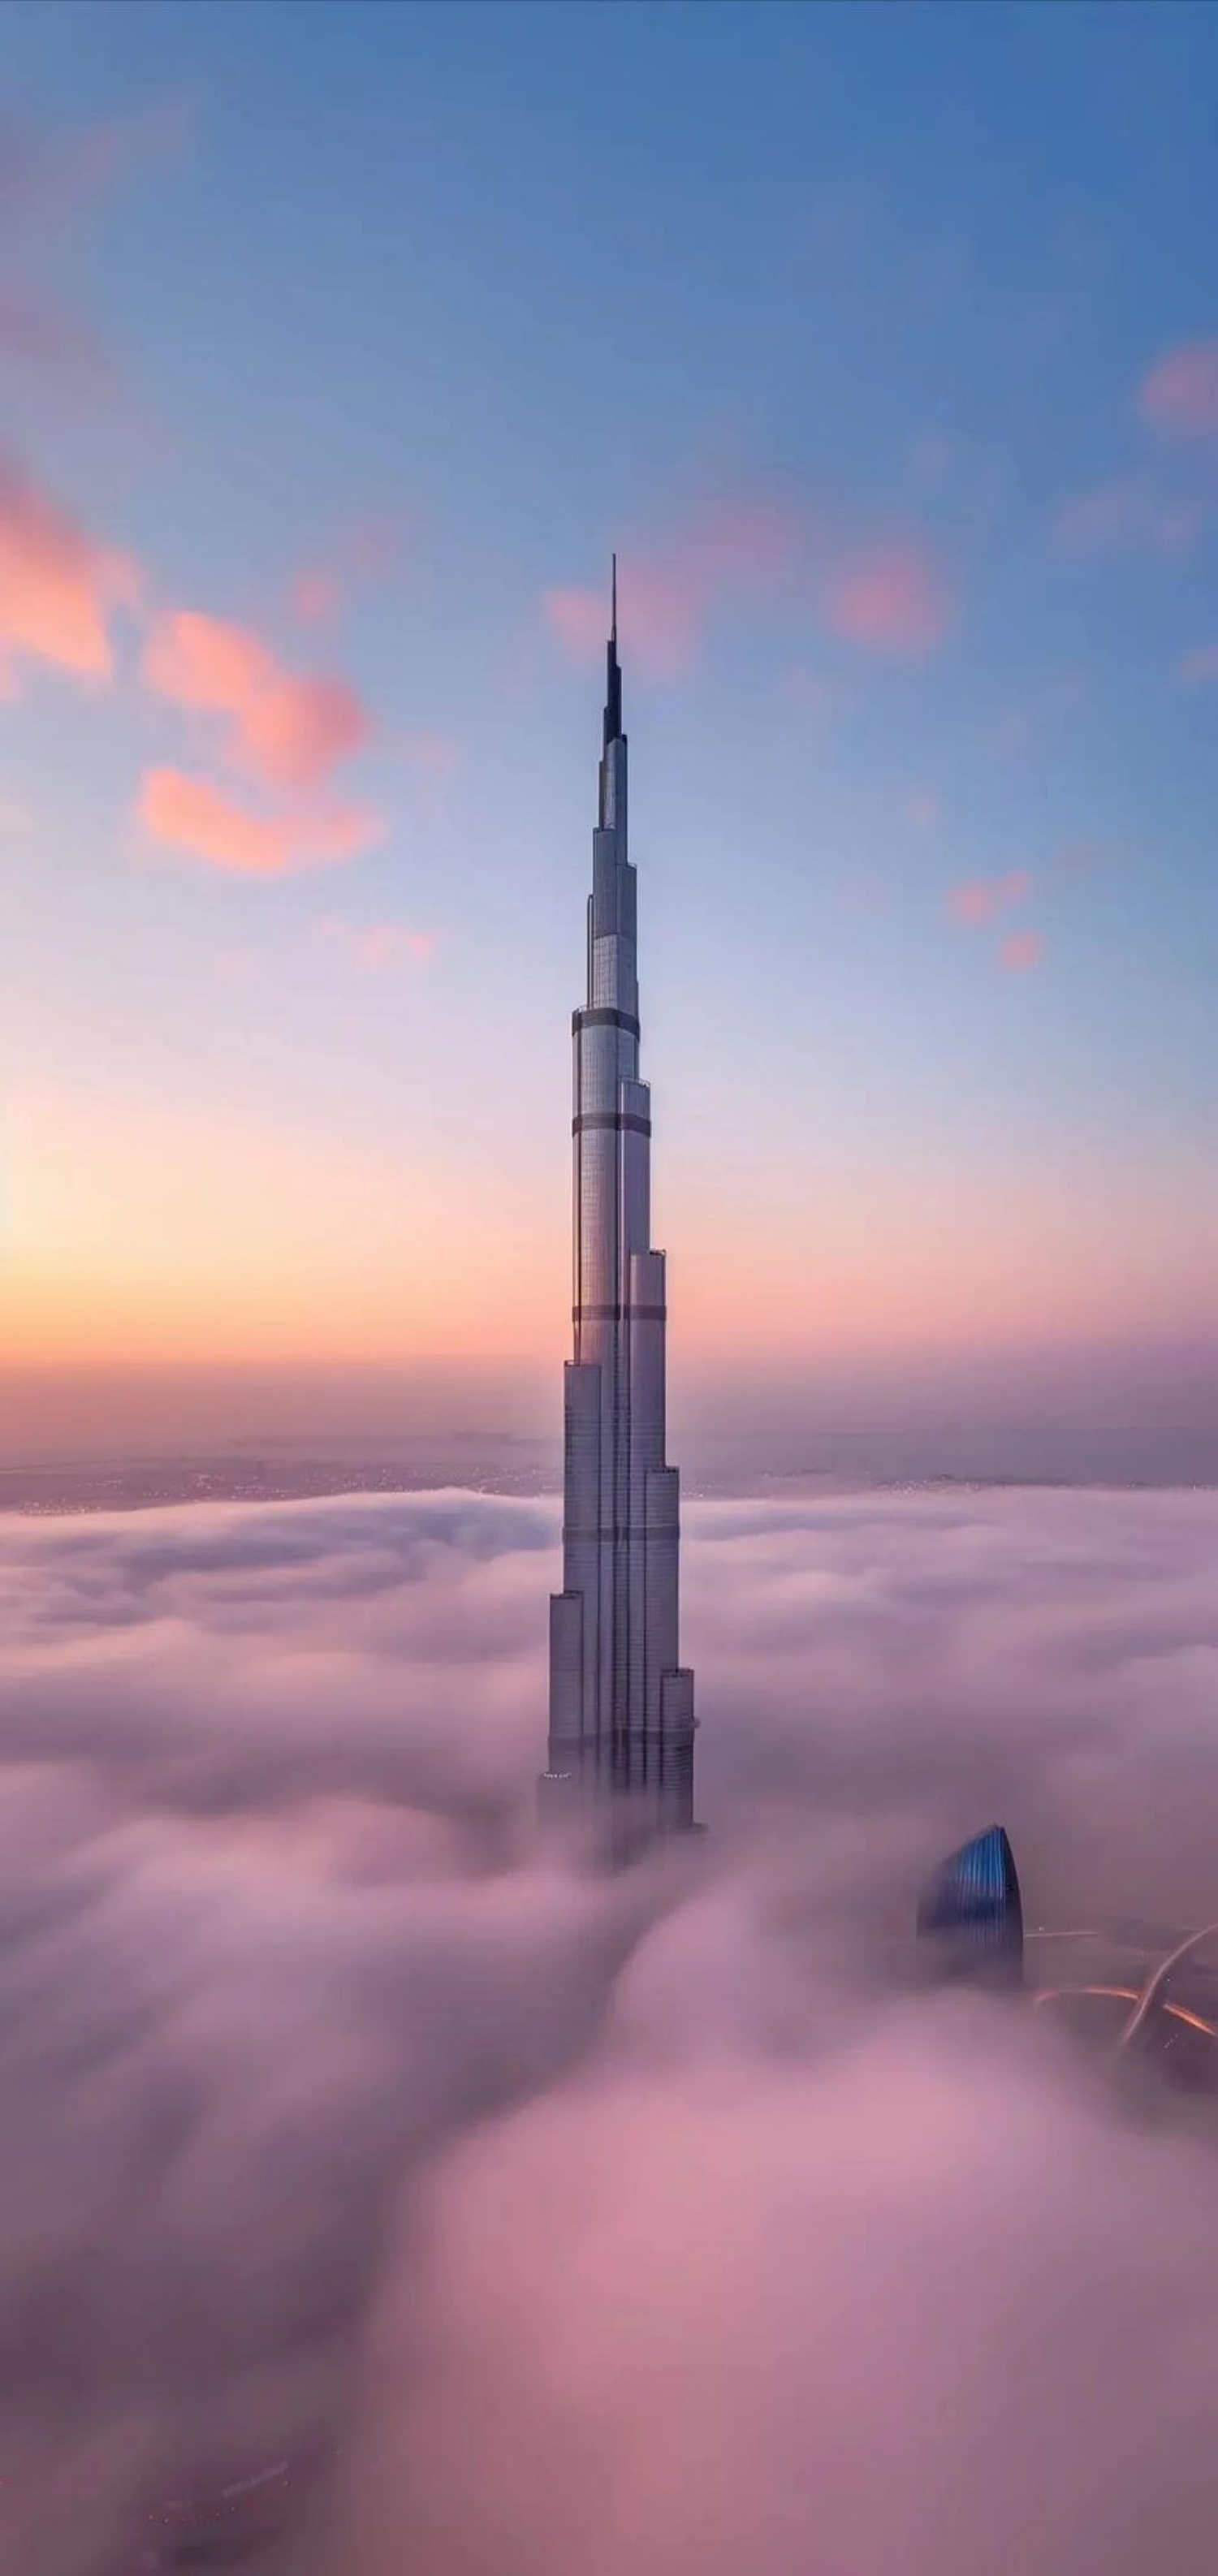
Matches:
[[0, 0, 1216, 1455]]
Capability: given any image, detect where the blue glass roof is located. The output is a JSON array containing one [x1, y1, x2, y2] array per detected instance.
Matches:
[[917, 1824, 1024, 1979]]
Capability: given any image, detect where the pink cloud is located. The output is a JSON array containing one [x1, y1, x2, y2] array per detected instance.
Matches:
[[143, 610, 373, 789], [316, 918, 438, 971], [1000, 927, 1045, 973], [547, 503, 952, 675], [143, 611, 266, 712], [0, 451, 138, 686], [1139, 341, 1218, 439], [139, 768, 382, 877], [1177, 642, 1218, 686], [823, 537, 952, 655], [140, 607, 382, 884], [292, 569, 340, 626], [948, 871, 1030, 926], [543, 585, 607, 662], [544, 498, 803, 680], [240, 671, 369, 789], [1055, 477, 1200, 554], [291, 516, 403, 627]]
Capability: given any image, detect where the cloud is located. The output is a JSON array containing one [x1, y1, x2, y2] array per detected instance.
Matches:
[[4, 1483, 1218, 2570], [1055, 476, 1201, 554], [316, 918, 438, 970], [0, 1492, 614, 2567], [238, 671, 370, 791], [999, 927, 1045, 972], [544, 498, 804, 679], [0, 97, 187, 403], [1177, 643, 1218, 686], [0, 450, 139, 687], [542, 583, 607, 662], [139, 768, 382, 876], [1139, 341, 1218, 440], [143, 610, 373, 789], [822, 536, 953, 655], [292, 518, 404, 627], [546, 503, 953, 675], [292, 568, 340, 627], [140, 614, 381, 878], [351, 2009, 1218, 2576], [948, 870, 1030, 926]]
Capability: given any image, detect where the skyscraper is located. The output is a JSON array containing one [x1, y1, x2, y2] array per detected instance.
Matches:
[[540, 567, 698, 1853], [916, 1823, 1025, 1986]]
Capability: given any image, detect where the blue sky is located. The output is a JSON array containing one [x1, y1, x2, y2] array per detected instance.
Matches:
[[0, 0, 1215, 1430]]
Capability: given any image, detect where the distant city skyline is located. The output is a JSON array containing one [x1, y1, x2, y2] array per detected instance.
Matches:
[[1, 2, 1215, 1455], [2, 1336, 1218, 1482]]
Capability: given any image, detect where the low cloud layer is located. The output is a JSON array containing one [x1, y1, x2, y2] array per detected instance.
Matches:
[[1, 1483, 1216, 2571]]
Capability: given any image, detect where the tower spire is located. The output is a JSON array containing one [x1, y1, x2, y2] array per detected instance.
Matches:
[[603, 554, 623, 753]]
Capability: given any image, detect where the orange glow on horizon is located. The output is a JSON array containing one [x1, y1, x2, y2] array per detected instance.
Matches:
[[3, 1084, 1215, 1374]]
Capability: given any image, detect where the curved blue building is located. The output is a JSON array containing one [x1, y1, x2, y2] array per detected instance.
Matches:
[[917, 1823, 1024, 1986]]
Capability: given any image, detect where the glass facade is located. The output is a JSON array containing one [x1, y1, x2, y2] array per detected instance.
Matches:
[[543, 589, 697, 1848], [917, 1823, 1024, 1986]]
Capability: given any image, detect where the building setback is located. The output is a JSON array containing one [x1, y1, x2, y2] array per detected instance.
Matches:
[[540, 568, 698, 1850]]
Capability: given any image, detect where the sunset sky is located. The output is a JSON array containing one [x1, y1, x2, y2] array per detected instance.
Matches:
[[2, 0, 1216, 1450]]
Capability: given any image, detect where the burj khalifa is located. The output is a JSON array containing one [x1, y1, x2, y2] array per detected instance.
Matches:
[[540, 567, 698, 1849]]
